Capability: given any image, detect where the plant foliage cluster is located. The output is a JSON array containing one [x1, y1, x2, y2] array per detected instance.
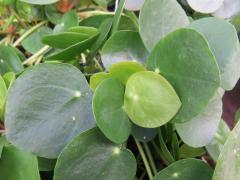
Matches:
[[0, 0, 240, 179]]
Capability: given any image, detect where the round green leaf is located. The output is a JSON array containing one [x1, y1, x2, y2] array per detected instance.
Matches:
[[124, 71, 181, 128], [213, 120, 240, 180], [189, 17, 240, 90], [186, 0, 224, 13], [0, 145, 40, 180], [109, 61, 146, 84], [205, 119, 230, 161], [147, 28, 220, 123], [90, 72, 110, 91], [139, 0, 189, 51], [20, 0, 59, 5], [5, 63, 95, 158], [175, 94, 222, 147], [0, 45, 24, 75], [153, 159, 213, 180], [54, 128, 137, 180], [93, 78, 131, 144], [101, 31, 148, 68], [22, 26, 52, 54]]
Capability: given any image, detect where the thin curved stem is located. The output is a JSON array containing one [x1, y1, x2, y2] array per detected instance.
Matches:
[[13, 21, 47, 47], [134, 138, 153, 179], [143, 142, 157, 175]]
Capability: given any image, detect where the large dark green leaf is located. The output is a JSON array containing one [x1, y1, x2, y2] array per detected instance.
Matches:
[[153, 159, 213, 180], [124, 71, 181, 128], [147, 28, 220, 123], [189, 17, 240, 90], [93, 78, 131, 143], [54, 128, 137, 180], [213, 120, 240, 179], [131, 124, 157, 142], [139, 0, 189, 51], [5, 63, 95, 158], [0, 145, 40, 180], [101, 31, 148, 68], [0, 45, 24, 75], [175, 94, 222, 147]]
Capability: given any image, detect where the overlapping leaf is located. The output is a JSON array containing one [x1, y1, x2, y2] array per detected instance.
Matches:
[[147, 28, 220, 123], [54, 128, 137, 180], [5, 63, 95, 158]]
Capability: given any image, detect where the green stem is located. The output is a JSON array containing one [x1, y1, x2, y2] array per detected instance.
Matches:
[[111, 0, 125, 35], [143, 142, 157, 175], [134, 138, 153, 179], [23, 45, 50, 65], [158, 129, 175, 164], [13, 21, 47, 47], [151, 141, 169, 165], [2, 15, 15, 32]]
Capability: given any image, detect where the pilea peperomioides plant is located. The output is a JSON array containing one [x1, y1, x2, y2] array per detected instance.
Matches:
[[1, 0, 240, 180]]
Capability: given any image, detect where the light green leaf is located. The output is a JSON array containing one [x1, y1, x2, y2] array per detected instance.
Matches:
[[54, 128, 137, 180], [101, 31, 148, 68], [189, 17, 240, 90], [175, 94, 222, 147], [0, 145, 40, 180], [139, 0, 189, 51], [22, 26, 52, 54], [147, 28, 220, 123], [3, 72, 16, 88], [90, 72, 110, 91], [109, 61, 146, 84], [205, 119, 230, 161], [5, 63, 95, 158], [0, 75, 7, 119], [213, 120, 240, 179], [124, 71, 181, 128], [20, 0, 59, 5], [0, 45, 24, 75], [93, 78, 131, 143], [153, 159, 213, 180], [186, 0, 224, 13]]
